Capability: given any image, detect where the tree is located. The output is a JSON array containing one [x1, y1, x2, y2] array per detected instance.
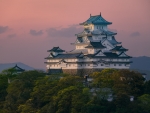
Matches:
[[112, 70, 145, 97], [90, 69, 119, 102], [144, 80, 150, 94], [138, 94, 150, 113], [0, 74, 8, 111], [3, 70, 45, 113]]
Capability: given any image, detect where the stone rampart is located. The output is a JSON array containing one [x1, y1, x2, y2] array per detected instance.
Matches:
[[47, 69, 103, 76]]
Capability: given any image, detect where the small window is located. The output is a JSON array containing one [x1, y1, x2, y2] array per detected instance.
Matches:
[[114, 64, 116, 66], [119, 64, 122, 66], [101, 64, 104, 66]]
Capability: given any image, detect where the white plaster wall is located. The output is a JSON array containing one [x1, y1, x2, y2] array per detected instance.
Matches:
[[87, 48, 95, 54], [47, 62, 130, 70], [46, 57, 131, 70], [83, 24, 95, 31], [93, 25, 107, 31], [76, 45, 87, 49]]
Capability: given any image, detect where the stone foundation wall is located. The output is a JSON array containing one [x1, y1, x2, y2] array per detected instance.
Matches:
[[62, 69, 103, 76], [47, 69, 104, 76]]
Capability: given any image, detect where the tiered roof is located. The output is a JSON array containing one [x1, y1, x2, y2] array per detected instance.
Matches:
[[86, 50, 132, 58], [80, 13, 112, 25], [69, 49, 88, 54], [76, 30, 117, 37], [47, 47, 65, 52], [45, 53, 84, 59], [102, 36, 121, 45], [85, 41, 105, 49], [12, 64, 25, 72], [111, 45, 128, 51]]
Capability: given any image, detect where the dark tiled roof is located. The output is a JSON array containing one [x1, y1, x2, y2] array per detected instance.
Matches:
[[91, 30, 117, 36], [111, 45, 128, 51], [80, 14, 112, 25], [47, 47, 65, 52], [12, 64, 25, 72], [91, 51, 123, 58], [104, 52, 119, 57], [95, 51, 131, 58], [77, 37, 83, 42], [45, 53, 83, 59], [118, 52, 132, 58], [85, 41, 106, 48], [100, 30, 117, 36], [110, 36, 121, 45], [69, 49, 88, 54], [76, 29, 116, 37], [102, 36, 121, 45]]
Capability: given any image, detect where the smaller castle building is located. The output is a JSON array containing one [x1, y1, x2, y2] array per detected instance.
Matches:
[[45, 13, 132, 75]]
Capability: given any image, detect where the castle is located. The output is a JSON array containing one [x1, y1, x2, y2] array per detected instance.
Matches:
[[45, 13, 132, 75]]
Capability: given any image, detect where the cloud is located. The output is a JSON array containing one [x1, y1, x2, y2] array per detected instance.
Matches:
[[130, 31, 140, 37], [46, 25, 83, 38], [0, 26, 9, 34], [7, 34, 16, 38], [29, 29, 43, 36]]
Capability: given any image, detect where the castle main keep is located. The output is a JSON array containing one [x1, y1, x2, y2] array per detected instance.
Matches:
[[45, 13, 132, 75]]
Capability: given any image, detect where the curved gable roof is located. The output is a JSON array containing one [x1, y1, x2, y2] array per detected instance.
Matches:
[[85, 41, 106, 49], [47, 47, 65, 52], [80, 14, 112, 25]]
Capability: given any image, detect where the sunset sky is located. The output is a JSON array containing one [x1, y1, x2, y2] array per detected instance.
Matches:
[[0, 0, 150, 69]]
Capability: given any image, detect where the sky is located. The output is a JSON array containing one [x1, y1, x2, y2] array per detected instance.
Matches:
[[0, 0, 150, 69]]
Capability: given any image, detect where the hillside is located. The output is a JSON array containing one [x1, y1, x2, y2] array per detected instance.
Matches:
[[0, 62, 34, 72], [130, 56, 150, 80], [130, 56, 150, 71]]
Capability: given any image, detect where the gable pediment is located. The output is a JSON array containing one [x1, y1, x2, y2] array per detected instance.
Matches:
[[78, 53, 84, 58], [57, 48, 61, 50], [48, 53, 54, 58], [95, 51, 106, 56], [83, 56, 90, 59], [119, 52, 128, 57], [102, 39, 114, 49]]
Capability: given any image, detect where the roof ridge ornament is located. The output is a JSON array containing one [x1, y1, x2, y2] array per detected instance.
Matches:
[[100, 12, 101, 16]]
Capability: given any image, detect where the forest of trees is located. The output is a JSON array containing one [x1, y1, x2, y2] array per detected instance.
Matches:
[[0, 69, 150, 113]]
